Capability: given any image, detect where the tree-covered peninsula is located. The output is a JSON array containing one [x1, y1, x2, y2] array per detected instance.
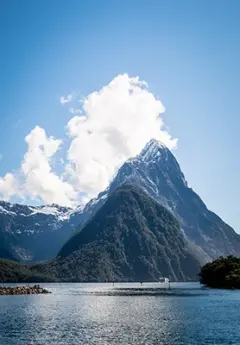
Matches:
[[199, 256, 240, 289]]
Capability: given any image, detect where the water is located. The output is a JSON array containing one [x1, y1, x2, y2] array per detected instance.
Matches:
[[0, 282, 240, 345]]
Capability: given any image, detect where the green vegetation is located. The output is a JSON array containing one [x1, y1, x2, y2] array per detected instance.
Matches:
[[199, 256, 240, 289], [0, 259, 56, 283], [0, 184, 201, 282], [52, 184, 200, 281]]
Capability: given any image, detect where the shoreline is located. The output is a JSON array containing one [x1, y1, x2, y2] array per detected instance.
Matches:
[[0, 285, 51, 295]]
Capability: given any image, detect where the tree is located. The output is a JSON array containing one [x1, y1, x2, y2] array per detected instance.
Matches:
[[199, 256, 240, 289]]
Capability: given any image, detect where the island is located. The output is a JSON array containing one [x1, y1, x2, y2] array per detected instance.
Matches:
[[199, 255, 240, 289], [0, 285, 51, 295]]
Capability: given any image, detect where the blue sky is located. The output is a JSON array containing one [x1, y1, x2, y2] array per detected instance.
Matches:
[[0, 0, 239, 232]]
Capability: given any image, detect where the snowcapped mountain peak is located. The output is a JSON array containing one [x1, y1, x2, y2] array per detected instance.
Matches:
[[144, 138, 166, 150], [138, 138, 167, 162], [1, 136, 240, 265]]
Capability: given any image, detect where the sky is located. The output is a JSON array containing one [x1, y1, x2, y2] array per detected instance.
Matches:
[[0, 0, 239, 232]]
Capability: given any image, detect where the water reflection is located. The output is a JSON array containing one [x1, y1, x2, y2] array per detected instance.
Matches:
[[0, 283, 240, 345]]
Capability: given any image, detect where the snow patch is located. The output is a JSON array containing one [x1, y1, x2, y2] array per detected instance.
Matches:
[[0, 205, 17, 216], [28, 205, 72, 221]]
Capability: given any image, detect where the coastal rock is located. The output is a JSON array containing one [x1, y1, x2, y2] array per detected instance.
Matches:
[[0, 284, 51, 295]]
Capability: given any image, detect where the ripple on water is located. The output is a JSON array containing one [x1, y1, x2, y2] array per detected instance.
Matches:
[[0, 282, 240, 345]]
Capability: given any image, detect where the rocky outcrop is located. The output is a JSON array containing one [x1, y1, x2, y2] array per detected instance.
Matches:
[[0, 284, 51, 295]]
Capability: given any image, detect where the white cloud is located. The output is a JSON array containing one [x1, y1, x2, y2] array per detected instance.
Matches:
[[0, 173, 18, 201], [65, 74, 177, 199], [0, 74, 177, 206], [60, 94, 73, 105], [19, 126, 77, 206]]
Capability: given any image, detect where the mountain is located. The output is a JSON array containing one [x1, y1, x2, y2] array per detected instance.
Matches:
[[0, 198, 101, 263], [0, 258, 55, 283], [1, 138, 239, 265], [36, 184, 201, 282], [0, 202, 77, 262], [0, 233, 15, 261], [70, 139, 240, 262]]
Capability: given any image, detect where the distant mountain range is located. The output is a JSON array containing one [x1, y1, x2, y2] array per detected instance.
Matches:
[[0, 139, 239, 281], [0, 202, 74, 261]]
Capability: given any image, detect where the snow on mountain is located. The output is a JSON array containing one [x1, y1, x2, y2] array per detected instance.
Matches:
[[137, 138, 166, 161], [0, 201, 77, 262], [0, 205, 17, 216], [28, 205, 72, 221], [1, 138, 240, 263], [72, 138, 240, 262]]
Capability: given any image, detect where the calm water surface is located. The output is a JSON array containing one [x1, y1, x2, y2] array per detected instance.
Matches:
[[0, 282, 239, 345]]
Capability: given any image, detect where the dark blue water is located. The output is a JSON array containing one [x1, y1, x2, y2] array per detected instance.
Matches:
[[0, 282, 239, 345]]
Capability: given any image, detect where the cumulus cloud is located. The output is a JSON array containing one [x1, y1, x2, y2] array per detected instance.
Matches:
[[60, 94, 73, 105], [0, 173, 18, 201], [0, 74, 177, 206], [65, 74, 177, 198], [0, 128, 77, 206], [19, 126, 77, 206]]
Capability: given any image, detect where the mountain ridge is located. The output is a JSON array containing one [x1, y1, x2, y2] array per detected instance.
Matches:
[[0, 138, 239, 265], [38, 184, 201, 282], [67, 139, 240, 262]]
